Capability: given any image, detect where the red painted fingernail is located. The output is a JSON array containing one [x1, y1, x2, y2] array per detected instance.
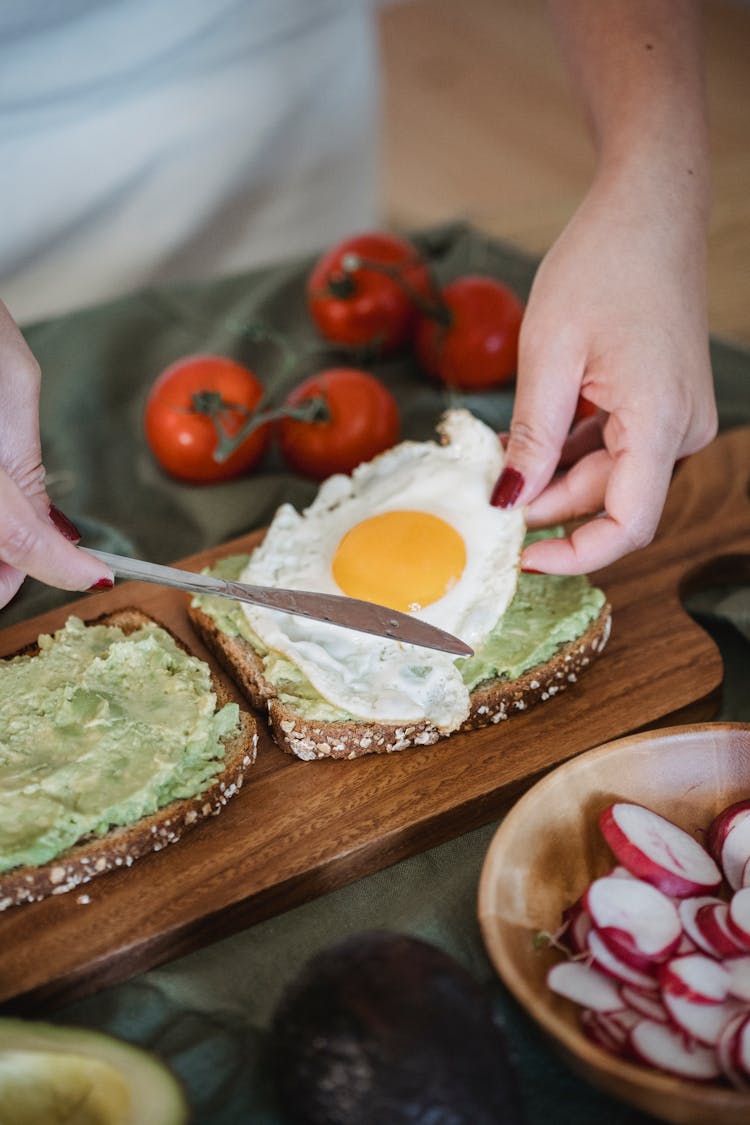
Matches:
[[491, 467, 525, 508], [521, 567, 543, 574], [88, 578, 114, 591], [49, 504, 81, 543]]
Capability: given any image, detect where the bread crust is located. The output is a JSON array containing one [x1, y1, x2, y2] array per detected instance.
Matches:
[[0, 608, 257, 911], [187, 599, 612, 761]]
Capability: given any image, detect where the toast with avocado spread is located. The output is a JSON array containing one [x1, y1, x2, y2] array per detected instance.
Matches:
[[187, 531, 611, 761], [0, 608, 257, 911]]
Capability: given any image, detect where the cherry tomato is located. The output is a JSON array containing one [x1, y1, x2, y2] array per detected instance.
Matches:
[[414, 275, 524, 391], [307, 232, 433, 353], [278, 368, 400, 480], [144, 355, 270, 483]]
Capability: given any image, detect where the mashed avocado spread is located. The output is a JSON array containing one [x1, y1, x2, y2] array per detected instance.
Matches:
[[0, 616, 240, 873], [193, 531, 606, 722]]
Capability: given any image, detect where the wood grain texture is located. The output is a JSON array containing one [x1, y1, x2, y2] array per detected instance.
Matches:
[[479, 722, 750, 1124], [0, 427, 748, 1013]]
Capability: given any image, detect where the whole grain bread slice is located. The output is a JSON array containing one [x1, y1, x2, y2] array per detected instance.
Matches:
[[187, 598, 612, 761], [0, 608, 257, 912]]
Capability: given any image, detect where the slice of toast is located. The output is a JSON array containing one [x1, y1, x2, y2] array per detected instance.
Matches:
[[0, 608, 257, 911], [188, 596, 612, 761]]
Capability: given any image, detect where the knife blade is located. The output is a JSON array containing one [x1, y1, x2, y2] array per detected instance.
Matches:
[[81, 548, 474, 657]]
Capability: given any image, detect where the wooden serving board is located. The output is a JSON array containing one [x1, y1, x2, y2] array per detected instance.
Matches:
[[1, 427, 748, 1012]]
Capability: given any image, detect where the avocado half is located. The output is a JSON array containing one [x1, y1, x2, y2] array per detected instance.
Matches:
[[269, 930, 527, 1125], [0, 1019, 188, 1125]]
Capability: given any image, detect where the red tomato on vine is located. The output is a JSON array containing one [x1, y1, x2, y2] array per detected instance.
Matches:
[[278, 368, 400, 480], [307, 232, 433, 353], [144, 355, 270, 483], [414, 275, 524, 391]]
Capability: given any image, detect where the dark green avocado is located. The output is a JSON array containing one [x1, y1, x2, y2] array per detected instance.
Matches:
[[268, 930, 526, 1125]]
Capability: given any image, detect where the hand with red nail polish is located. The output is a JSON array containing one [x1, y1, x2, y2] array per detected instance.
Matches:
[[492, 1, 717, 578], [0, 300, 111, 607]]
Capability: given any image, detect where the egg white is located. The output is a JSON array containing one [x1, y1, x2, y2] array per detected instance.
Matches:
[[239, 410, 526, 730]]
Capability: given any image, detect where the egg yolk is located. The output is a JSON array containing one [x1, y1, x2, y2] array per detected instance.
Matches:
[[331, 510, 467, 612]]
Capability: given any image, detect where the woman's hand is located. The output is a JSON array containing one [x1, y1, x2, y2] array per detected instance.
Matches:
[[492, 167, 717, 575], [0, 301, 112, 609], [491, 0, 715, 575]]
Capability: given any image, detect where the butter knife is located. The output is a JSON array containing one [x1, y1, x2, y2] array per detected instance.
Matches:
[[81, 548, 473, 657]]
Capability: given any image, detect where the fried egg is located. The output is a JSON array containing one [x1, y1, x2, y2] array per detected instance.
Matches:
[[239, 410, 526, 731]]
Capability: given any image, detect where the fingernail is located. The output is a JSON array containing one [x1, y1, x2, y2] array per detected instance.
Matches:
[[88, 577, 114, 591], [49, 504, 81, 543], [491, 467, 525, 508], [521, 567, 543, 574]]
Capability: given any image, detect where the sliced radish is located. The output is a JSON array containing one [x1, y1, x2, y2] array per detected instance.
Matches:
[[728, 887, 750, 949], [587, 928, 658, 990], [580, 1008, 628, 1056], [629, 1019, 721, 1080], [727, 956, 750, 1002], [585, 875, 681, 966], [721, 814, 750, 891], [600, 802, 722, 898], [547, 960, 625, 1012], [697, 902, 748, 957], [707, 801, 750, 864], [659, 953, 730, 1004], [737, 1014, 750, 1076], [742, 855, 750, 888], [620, 984, 670, 1023], [569, 908, 593, 955], [606, 1007, 640, 1034], [715, 1012, 750, 1090], [678, 895, 725, 956], [662, 991, 743, 1046], [676, 933, 699, 955]]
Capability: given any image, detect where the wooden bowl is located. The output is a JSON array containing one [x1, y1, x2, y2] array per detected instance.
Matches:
[[478, 722, 750, 1125]]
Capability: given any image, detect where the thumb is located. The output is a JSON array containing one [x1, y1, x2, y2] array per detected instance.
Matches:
[[491, 334, 583, 509]]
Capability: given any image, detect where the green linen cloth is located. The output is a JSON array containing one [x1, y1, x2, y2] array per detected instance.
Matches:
[[3, 223, 749, 1124]]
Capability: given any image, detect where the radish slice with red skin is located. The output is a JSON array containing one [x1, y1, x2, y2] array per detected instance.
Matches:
[[728, 887, 750, 949], [697, 902, 748, 957], [742, 855, 750, 889], [662, 991, 744, 1046], [715, 1012, 750, 1090], [678, 895, 725, 956], [659, 953, 731, 1004], [721, 815, 750, 891], [600, 802, 722, 898], [585, 875, 681, 964], [629, 1019, 722, 1080], [596, 927, 662, 974], [587, 929, 659, 990], [737, 1014, 750, 1076], [580, 1009, 628, 1056], [606, 1007, 641, 1034], [569, 907, 593, 955], [707, 801, 750, 864], [676, 934, 699, 955], [727, 956, 750, 1002], [620, 985, 670, 1023], [546, 960, 625, 1012]]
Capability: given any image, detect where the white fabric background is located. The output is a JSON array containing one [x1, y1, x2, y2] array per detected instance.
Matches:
[[0, 0, 380, 323]]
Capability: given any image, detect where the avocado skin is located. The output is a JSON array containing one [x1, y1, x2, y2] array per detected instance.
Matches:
[[269, 930, 526, 1125]]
